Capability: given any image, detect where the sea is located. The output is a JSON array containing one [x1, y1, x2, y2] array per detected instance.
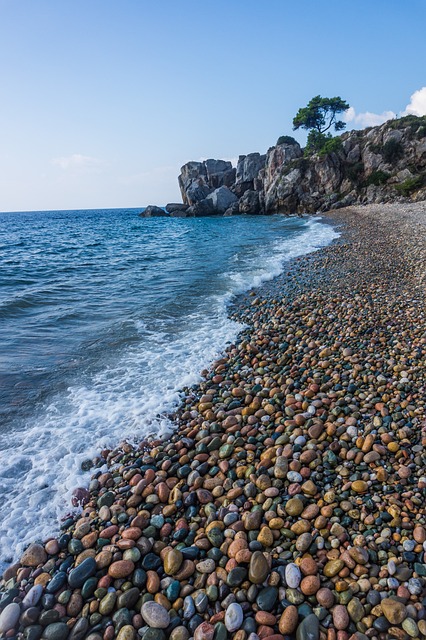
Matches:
[[0, 208, 339, 570]]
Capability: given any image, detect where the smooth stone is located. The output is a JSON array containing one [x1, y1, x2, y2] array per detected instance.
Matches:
[[324, 559, 344, 577], [296, 613, 319, 640], [142, 554, 162, 571], [249, 551, 270, 584], [225, 603, 243, 632], [23, 585, 44, 609], [279, 605, 299, 635], [141, 602, 170, 629], [285, 563, 302, 589], [68, 557, 96, 588], [117, 587, 140, 610], [99, 592, 117, 615], [81, 577, 98, 599], [97, 491, 115, 508], [68, 618, 89, 640], [402, 618, 419, 638], [21, 544, 47, 567], [381, 598, 407, 624], [21, 607, 41, 626], [333, 605, 349, 630], [42, 622, 70, 640], [39, 610, 60, 626], [227, 567, 247, 586], [164, 549, 183, 575], [183, 596, 196, 620], [24, 625, 44, 640], [256, 586, 278, 611], [347, 597, 364, 622], [109, 560, 135, 579], [213, 622, 227, 640], [169, 627, 190, 640], [0, 603, 21, 634], [166, 580, 181, 602], [407, 577, 423, 595], [141, 630, 165, 640], [116, 625, 136, 640], [46, 572, 67, 594]]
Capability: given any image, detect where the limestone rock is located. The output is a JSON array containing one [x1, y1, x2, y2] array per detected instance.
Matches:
[[205, 186, 238, 214], [139, 206, 168, 217]]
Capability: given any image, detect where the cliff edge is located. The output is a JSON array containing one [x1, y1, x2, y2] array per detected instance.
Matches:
[[173, 115, 426, 216]]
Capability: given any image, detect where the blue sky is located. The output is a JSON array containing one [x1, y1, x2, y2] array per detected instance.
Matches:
[[0, 0, 425, 211]]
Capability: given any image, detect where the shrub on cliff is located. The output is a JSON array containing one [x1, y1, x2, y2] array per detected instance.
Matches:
[[382, 139, 404, 164], [276, 135, 298, 146], [394, 175, 424, 196], [366, 170, 390, 186], [303, 131, 343, 157]]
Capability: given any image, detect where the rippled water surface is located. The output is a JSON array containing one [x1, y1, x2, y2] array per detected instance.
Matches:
[[0, 207, 339, 568]]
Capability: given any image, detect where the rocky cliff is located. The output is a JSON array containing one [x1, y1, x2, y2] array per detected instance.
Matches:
[[171, 115, 426, 216]]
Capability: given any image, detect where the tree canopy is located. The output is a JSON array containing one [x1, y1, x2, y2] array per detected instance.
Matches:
[[293, 95, 350, 135]]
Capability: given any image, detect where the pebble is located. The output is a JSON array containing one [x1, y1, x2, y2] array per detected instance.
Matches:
[[248, 550, 270, 584], [0, 603, 21, 635], [140, 602, 170, 629], [225, 603, 244, 632], [2, 202, 426, 640], [279, 605, 298, 635]]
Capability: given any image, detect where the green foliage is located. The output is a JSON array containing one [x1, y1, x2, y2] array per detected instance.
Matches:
[[368, 143, 381, 155], [365, 170, 390, 186], [382, 139, 403, 164], [318, 136, 343, 157], [304, 131, 342, 157], [293, 95, 350, 134], [388, 114, 426, 131], [345, 162, 364, 182], [394, 175, 424, 196], [417, 126, 426, 139], [276, 135, 298, 146]]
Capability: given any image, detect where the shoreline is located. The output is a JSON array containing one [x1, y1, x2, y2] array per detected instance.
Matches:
[[1, 202, 426, 640]]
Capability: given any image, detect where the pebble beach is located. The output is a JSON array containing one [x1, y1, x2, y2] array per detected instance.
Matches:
[[1, 202, 426, 640]]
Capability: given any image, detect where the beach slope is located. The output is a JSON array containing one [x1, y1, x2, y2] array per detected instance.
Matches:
[[1, 202, 426, 640]]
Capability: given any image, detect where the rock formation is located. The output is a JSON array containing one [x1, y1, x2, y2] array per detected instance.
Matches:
[[176, 115, 426, 216]]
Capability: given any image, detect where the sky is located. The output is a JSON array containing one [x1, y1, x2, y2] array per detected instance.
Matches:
[[0, 0, 425, 212]]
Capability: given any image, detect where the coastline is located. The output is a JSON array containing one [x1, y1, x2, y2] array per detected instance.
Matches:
[[1, 203, 426, 640]]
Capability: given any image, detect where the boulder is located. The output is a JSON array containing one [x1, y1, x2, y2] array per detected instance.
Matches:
[[224, 201, 241, 216], [165, 203, 189, 214], [205, 186, 238, 214], [239, 189, 263, 214], [236, 153, 266, 184], [204, 159, 236, 189], [139, 206, 168, 217], [186, 198, 216, 217], [178, 159, 235, 205]]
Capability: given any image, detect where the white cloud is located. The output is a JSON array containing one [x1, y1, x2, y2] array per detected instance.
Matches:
[[52, 154, 102, 171], [344, 107, 396, 128], [404, 87, 426, 116]]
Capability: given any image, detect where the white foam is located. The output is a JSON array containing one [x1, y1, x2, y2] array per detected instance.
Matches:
[[0, 216, 339, 571]]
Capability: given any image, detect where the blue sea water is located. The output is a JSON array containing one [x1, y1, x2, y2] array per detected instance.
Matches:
[[0, 208, 338, 568]]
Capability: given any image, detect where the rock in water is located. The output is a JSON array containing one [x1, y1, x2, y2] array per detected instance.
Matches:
[[139, 205, 168, 217]]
